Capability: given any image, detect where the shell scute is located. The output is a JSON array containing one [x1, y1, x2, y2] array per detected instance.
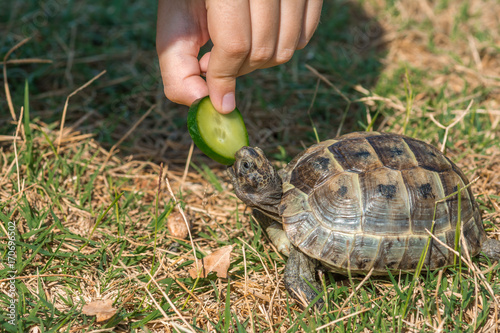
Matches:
[[403, 137, 451, 172], [283, 212, 319, 245], [318, 232, 353, 269], [339, 131, 382, 139], [401, 167, 450, 234], [280, 188, 310, 218], [298, 227, 330, 260], [347, 235, 381, 271], [462, 214, 486, 257], [372, 236, 407, 271], [359, 168, 411, 235], [328, 138, 383, 173], [425, 234, 451, 269], [310, 173, 363, 232], [438, 170, 474, 226], [367, 134, 418, 170], [282, 139, 338, 183], [288, 148, 342, 195]]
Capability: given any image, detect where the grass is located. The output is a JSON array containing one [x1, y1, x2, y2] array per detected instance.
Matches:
[[1, 0, 500, 331]]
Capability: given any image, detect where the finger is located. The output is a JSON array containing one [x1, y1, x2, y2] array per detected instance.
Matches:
[[206, 0, 251, 113], [297, 0, 323, 49], [156, 0, 209, 106], [199, 51, 210, 75], [158, 41, 209, 106], [264, 0, 307, 67], [237, 0, 280, 76]]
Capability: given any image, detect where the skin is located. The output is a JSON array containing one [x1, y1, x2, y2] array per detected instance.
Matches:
[[156, 0, 324, 113], [229, 146, 500, 309]]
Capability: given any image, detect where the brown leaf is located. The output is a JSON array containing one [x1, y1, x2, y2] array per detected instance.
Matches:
[[82, 299, 117, 322], [188, 245, 234, 279], [167, 211, 191, 239]]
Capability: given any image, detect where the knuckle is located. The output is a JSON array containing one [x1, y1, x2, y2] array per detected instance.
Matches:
[[164, 89, 175, 102], [275, 48, 295, 64], [220, 41, 251, 58], [296, 38, 310, 50], [163, 86, 181, 104], [249, 46, 274, 64]]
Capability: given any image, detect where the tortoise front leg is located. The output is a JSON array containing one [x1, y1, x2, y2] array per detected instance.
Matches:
[[482, 239, 500, 262], [284, 246, 324, 309], [252, 209, 291, 256]]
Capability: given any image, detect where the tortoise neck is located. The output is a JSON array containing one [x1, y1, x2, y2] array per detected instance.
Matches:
[[254, 206, 281, 222]]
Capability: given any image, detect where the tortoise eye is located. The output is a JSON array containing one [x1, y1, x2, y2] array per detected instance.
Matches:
[[241, 160, 252, 171]]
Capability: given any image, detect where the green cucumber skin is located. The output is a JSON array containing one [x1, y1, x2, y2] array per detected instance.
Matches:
[[187, 97, 249, 165]]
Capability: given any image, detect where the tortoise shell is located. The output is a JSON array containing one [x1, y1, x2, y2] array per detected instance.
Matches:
[[278, 132, 485, 274]]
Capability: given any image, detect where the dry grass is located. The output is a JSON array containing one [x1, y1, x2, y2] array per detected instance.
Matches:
[[1, 0, 500, 332]]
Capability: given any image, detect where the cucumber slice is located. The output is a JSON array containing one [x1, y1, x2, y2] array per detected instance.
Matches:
[[188, 96, 249, 165]]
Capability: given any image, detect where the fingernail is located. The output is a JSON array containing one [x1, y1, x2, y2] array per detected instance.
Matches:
[[221, 93, 235, 113]]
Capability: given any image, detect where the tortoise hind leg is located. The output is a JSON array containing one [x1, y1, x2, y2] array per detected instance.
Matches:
[[284, 247, 324, 309], [481, 239, 500, 262]]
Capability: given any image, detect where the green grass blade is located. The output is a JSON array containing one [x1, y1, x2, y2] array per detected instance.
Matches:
[[190, 162, 224, 192], [402, 67, 413, 135], [223, 277, 231, 333], [23, 80, 32, 141], [79, 192, 124, 251], [402, 221, 435, 318], [23, 80, 33, 176], [454, 183, 462, 268]]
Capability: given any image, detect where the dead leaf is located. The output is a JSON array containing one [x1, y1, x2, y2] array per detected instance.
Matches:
[[189, 245, 234, 279], [82, 299, 117, 322], [167, 211, 191, 239]]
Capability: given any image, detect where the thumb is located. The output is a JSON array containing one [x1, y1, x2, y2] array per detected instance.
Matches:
[[200, 52, 237, 114], [206, 64, 237, 114]]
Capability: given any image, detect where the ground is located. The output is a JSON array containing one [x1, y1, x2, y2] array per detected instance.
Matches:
[[1, 0, 500, 332]]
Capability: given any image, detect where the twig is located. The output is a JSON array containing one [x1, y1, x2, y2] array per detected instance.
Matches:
[[180, 142, 194, 191], [307, 79, 321, 143], [2, 58, 52, 65], [424, 229, 499, 307], [434, 270, 443, 325], [237, 237, 273, 283], [305, 64, 350, 103], [102, 104, 155, 166], [13, 107, 24, 199], [0, 135, 21, 142], [316, 307, 371, 330], [3, 37, 33, 121], [242, 244, 256, 331], [141, 265, 194, 332], [57, 70, 107, 153], [0, 273, 94, 284], [339, 267, 374, 311], [3, 184, 36, 202], [467, 35, 483, 72], [428, 100, 473, 153], [164, 176, 199, 273]]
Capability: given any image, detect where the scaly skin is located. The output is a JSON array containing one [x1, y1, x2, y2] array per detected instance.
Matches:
[[253, 209, 321, 308], [284, 247, 324, 309], [482, 239, 500, 261], [252, 209, 291, 256]]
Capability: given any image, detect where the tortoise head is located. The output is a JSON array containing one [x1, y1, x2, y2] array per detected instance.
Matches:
[[228, 147, 282, 218]]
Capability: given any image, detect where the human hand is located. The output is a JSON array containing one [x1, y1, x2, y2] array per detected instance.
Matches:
[[156, 0, 323, 113]]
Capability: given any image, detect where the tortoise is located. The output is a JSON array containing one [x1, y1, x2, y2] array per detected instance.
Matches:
[[228, 131, 500, 307]]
